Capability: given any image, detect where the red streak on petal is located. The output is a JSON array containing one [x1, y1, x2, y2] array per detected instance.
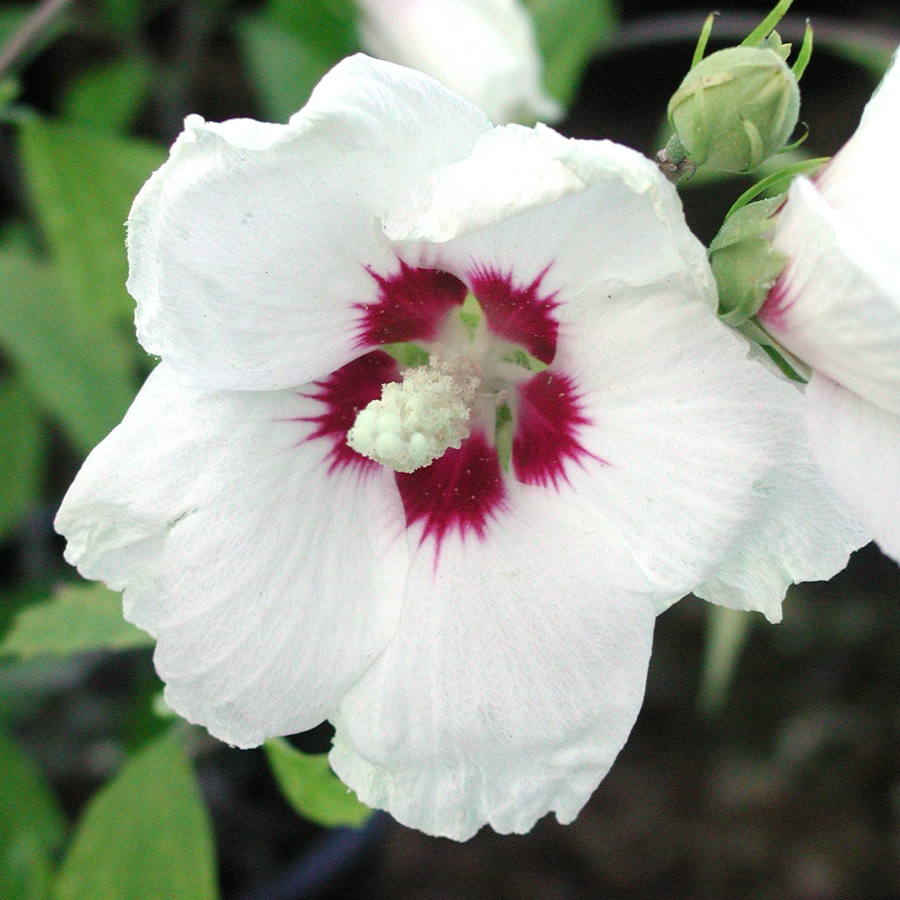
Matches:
[[396, 432, 507, 549], [512, 370, 601, 488], [301, 351, 399, 474], [469, 265, 559, 364], [355, 261, 468, 348], [756, 273, 793, 334]]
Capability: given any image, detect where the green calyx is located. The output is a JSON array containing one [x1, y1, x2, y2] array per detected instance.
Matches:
[[709, 195, 788, 326], [668, 43, 800, 173], [708, 195, 811, 383], [664, 0, 814, 176]]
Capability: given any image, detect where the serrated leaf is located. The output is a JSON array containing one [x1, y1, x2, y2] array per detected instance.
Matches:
[[0, 583, 153, 661], [0, 377, 44, 541], [53, 733, 218, 900], [0, 728, 66, 900], [237, 15, 338, 121], [62, 60, 152, 133], [17, 117, 166, 328], [523, 0, 617, 106], [265, 737, 372, 829], [0, 249, 136, 453]]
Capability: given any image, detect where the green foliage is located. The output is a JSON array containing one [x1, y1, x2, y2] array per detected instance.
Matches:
[[0, 729, 66, 900], [237, 16, 339, 121], [53, 733, 218, 900], [95, 0, 149, 36], [17, 116, 165, 329], [523, 0, 618, 106], [266, 0, 359, 60], [0, 377, 44, 541], [0, 249, 136, 453], [265, 737, 372, 828], [62, 60, 153, 133], [0, 76, 19, 110], [238, 0, 360, 120], [0, 583, 153, 662]]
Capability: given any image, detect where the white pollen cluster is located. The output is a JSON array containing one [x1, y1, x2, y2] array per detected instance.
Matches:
[[347, 356, 481, 473]]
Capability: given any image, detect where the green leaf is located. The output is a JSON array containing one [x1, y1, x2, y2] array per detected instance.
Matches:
[[265, 737, 372, 829], [0, 583, 153, 662], [237, 15, 338, 121], [0, 728, 66, 900], [0, 76, 19, 110], [53, 733, 218, 900], [0, 377, 44, 541], [62, 59, 153, 133], [523, 0, 618, 106], [0, 249, 137, 453], [266, 0, 359, 60], [96, 0, 147, 35], [18, 116, 166, 328]]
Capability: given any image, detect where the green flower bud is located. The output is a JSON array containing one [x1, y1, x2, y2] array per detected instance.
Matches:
[[708, 195, 787, 324], [708, 195, 810, 382], [668, 41, 800, 173]]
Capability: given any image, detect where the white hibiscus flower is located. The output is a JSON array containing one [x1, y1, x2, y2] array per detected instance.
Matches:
[[758, 49, 900, 562], [56, 55, 863, 839], [355, 0, 562, 124]]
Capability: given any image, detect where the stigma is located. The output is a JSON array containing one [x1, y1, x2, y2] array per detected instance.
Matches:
[[347, 353, 481, 473]]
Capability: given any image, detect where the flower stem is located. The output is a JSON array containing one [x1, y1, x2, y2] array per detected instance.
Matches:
[[0, 0, 74, 79]]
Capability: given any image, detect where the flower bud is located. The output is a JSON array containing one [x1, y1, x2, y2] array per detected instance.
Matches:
[[668, 42, 800, 173], [708, 196, 788, 325]]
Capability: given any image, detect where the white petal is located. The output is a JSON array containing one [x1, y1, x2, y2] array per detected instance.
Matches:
[[128, 55, 491, 391], [768, 176, 900, 414], [55, 365, 408, 747], [385, 125, 717, 313], [356, 0, 562, 125], [554, 298, 865, 623], [691, 395, 869, 621], [385, 127, 861, 618], [330, 479, 658, 840], [805, 374, 900, 563], [816, 48, 900, 241]]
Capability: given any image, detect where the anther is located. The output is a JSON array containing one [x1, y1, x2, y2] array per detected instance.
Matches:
[[347, 354, 481, 473]]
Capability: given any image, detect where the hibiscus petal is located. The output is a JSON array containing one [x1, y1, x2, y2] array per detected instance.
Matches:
[[55, 364, 409, 747], [128, 55, 491, 391], [804, 374, 900, 563], [384, 127, 864, 618], [356, 0, 562, 125], [382, 123, 717, 313], [558, 291, 867, 622], [815, 49, 900, 240], [330, 477, 658, 840], [762, 176, 900, 415]]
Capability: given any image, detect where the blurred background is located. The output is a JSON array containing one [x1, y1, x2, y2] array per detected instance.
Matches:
[[0, 1, 899, 898]]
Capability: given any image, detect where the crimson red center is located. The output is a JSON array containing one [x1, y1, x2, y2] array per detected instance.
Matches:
[[304, 262, 595, 547]]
